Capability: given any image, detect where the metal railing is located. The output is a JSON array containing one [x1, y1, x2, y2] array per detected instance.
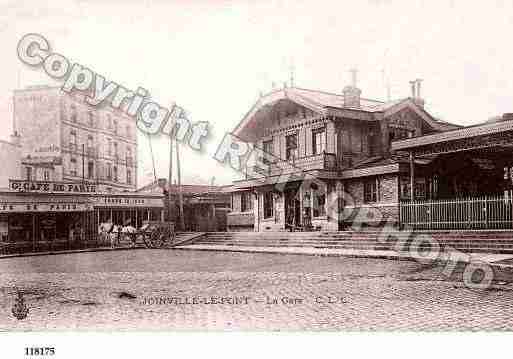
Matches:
[[400, 195, 513, 230]]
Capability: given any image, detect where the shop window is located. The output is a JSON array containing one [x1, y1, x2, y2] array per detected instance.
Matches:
[[70, 158, 77, 176], [286, 133, 298, 160], [312, 128, 326, 155], [364, 178, 378, 203], [263, 192, 274, 219], [241, 192, 253, 212], [312, 187, 326, 217]]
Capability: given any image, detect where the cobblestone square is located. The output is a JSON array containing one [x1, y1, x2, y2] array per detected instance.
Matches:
[[1, 249, 513, 331]]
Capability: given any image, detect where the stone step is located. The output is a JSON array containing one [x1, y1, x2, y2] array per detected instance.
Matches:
[[197, 236, 513, 247]]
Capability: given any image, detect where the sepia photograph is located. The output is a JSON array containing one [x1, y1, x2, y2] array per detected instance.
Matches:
[[1, 0, 513, 357]]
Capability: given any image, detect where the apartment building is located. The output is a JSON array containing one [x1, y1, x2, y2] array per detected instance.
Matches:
[[13, 86, 138, 192]]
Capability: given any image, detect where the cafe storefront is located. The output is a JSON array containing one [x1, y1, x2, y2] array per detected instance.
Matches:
[[0, 179, 164, 254]]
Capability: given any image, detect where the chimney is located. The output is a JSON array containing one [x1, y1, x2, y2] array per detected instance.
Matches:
[[503, 113, 513, 121], [343, 68, 361, 108], [410, 79, 425, 108], [157, 178, 167, 189], [10, 131, 20, 146]]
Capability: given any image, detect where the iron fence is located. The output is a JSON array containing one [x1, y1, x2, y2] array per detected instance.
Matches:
[[400, 195, 513, 230]]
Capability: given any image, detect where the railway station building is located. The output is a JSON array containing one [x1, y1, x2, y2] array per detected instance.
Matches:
[[227, 81, 513, 232]]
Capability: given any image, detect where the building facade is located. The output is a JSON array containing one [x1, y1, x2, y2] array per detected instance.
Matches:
[[227, 82, 461, 232], [0, 179, 164, 253], [0, 136, 22, 188], [138, 180, 231, 232], [13, 86, 138, 192]]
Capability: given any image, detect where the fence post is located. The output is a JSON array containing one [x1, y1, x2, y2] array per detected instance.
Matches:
[[484, 197, 488, 229], [428, 200, 432, 229]]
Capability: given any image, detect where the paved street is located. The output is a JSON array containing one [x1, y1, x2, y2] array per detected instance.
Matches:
[[1, 249, 513, 330]]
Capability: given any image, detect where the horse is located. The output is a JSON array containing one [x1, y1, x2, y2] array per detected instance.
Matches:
[[98, 223, 138, 248]]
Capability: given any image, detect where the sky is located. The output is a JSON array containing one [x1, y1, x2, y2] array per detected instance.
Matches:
[[1, 0, 513, 186]]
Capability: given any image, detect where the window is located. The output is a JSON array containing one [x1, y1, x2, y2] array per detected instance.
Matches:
[[262, 140, 274, 164], [285, 134, 298, 160], [70, 158, 77, 176], [87, 135, 94, 154], [113, 119, 118, 135], [106, 163, 112, 181], [107, 114, 112, 130], [312, 187, 326, 217], [364, 178, 378, 203], [263, 192, 274, 219], [312, 128, 326, 155], [400, 177, 411, 200], [87, 161, 94, 179], [127, 169, 132, 185], [113, 142, 118, 158], [107, 139, 112, 156], [241, 192, 253, 212], [368, 131, 376, 156], [25, 167, 32, 181], [126, 147, 132, 165], [88, 111, 95, 127], [389, 127, 412, 147], [126, 125, 131, 139], [43, 170, 50, 181], [70, 104, 77, 122], [113, 166, 118, 182], [70, 130, 77, 149]]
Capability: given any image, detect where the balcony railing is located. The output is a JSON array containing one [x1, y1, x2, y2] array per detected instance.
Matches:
[[249, 152, 337, 178], [63, 144, 97, 158]]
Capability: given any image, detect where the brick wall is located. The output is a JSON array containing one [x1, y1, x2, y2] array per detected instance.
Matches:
[[342, 174, 400, 225]]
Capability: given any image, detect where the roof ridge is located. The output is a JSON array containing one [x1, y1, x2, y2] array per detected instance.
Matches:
[[292, 86, 389, 105]]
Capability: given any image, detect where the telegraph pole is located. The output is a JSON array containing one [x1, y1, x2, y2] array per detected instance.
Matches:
[[82, 143, 85, 183], [176, 140, 185, 231], [168, 136, 173, 224]]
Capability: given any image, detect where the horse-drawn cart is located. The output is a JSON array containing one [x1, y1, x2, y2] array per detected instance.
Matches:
[[99, 221, 175, 249], [138, 221, 175, 248]]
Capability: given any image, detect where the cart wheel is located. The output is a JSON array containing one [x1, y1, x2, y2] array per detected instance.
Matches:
[[149, 228, 166, 248], [142, 233, 153, 248]]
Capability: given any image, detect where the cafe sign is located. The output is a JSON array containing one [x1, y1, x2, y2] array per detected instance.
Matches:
[[0, 203, 92, 213], [10, 180, 97, 194]]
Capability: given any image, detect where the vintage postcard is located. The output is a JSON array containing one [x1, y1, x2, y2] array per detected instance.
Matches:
[[1, 0, 513, 356]]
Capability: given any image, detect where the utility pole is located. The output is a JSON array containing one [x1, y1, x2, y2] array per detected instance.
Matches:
[[176, 140, 185, 231], [168, 136, 173, 224], [82, 143, 85, 183]]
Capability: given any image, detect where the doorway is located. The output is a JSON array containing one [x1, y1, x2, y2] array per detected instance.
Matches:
[[284, 188, 301, 230]]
